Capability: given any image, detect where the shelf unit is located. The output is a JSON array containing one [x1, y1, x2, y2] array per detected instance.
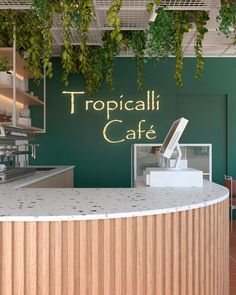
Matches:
[[0, 30, 46, 133], [0, 85, 44, 106], [0, 122, 43, 132]]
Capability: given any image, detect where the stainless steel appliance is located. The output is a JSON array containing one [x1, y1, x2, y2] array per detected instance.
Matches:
[[0, 140, 39, 183], [0, 167, 36, 183]]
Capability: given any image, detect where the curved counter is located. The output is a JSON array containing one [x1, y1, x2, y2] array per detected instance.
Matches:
[[0, 181, 229, 295]]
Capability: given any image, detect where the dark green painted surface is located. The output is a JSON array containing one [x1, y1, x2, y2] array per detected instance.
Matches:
[[30, 57, 236, 187]]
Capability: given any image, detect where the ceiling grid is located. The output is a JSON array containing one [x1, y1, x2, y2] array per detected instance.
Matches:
[[0, 0, 236, 57]]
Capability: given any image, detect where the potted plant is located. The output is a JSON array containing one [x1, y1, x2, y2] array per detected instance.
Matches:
[[0, 57, 12, 85]]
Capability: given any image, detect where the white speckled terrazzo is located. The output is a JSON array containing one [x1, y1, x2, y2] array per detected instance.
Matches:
[[0, 180, 228, 221]]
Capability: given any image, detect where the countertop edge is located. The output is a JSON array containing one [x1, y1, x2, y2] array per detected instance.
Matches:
[[0, 186, 228, 222]]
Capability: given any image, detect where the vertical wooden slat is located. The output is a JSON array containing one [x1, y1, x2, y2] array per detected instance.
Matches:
[[98, 220, 104, 295], [37, 222, 49, 295], [205, 206, 210, 295], [25, 222, 37, 295], [126, 218, 133, 295], [74, 221, 80, 295], [164, 213, 172, 295], [86, 221, 92, 295], [193, 208, 199, 295], [1, 222, 12, 295], [146, 216, 154, 295], [156, 215, 163, 295], [92, 220, 99, 295], [199, 207, 205, 295], [180, 211, 187, 295], [114, 218, 122, 295], [131, 218, 137, 295], [62, 221, 74, 295], [13, 223, 25, 295], [136, 216, 144, 295], [209, 205, 214, 295], [49, 222, 62, 295], [103, 219, 111, 295], [187, 210, 193, 295], [79, 221, 87, 295], [173, 212, 180, 295], [213, 202, 218, 295]]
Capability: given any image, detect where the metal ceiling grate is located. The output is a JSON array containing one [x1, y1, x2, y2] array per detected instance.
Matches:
[[0, 0, 31, 9], [2, 0, 236, 57], [97, 9, 149, 29]]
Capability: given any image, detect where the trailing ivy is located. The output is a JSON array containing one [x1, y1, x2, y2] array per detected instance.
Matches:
[[217, 0, 236, 44], [102, 31, 119, 90], [74, 0, 95, 81], [128, 31, 146, 91], [60, 0, 76, 86], [172, 11, 192, 87], [146, 7, 175, 59], [107, 0, 123, 44], [31, 0, 54, 78], [193, 11, 209, 79]]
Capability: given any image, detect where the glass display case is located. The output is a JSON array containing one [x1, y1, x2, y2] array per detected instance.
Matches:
[[131, 143, 212, 187]]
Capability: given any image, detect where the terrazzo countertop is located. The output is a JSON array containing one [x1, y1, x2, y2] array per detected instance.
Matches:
[[0, 180, 228, 221], [0, 166, 74, 189]]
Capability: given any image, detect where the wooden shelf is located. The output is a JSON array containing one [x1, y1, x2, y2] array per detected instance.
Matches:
[[0, 47, 35, 79], [0, 122, 43, 132], [0, 85, 44, 106]]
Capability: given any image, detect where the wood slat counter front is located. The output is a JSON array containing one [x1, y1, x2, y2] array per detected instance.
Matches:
[[0, 181, 229, 295]]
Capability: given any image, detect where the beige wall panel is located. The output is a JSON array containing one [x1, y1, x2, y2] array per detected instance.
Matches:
[[0, 200, 229, 295]]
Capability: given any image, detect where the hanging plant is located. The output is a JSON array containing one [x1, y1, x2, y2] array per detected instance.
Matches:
[[217, 0, 236, 44], [31, 0, 54, 79], [0, 57, 11, 72], [74, 0, 95, 79], [21, 12, 44, 82], [60, 0, 76, 86], [146, 0, 161, 14], [146, 7, 175, 59], [0, 9, 19, 47], [128, 31, 146, 91], [107, 0, 123, 44], [102, 31, 119, 90], [193, 11, 209, 79], [172, 11, 192, 87]]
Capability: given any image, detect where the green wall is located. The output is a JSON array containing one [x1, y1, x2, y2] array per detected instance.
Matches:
[[31, 57, 236, 187]]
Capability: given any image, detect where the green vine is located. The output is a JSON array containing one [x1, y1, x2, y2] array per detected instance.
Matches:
[[146, 0, 161, 14], [217, 0, 236, 44], [146, 7, 175, 59], [74, 0, 95, 81], [107, 0, 123, 44], [32, 0, 54, 78], [128, 31, 146, 91], [193, 11, 209, 79], [102, 31, 119, 90], [60, 0, 76, 86], [173, 11, 192, 87]]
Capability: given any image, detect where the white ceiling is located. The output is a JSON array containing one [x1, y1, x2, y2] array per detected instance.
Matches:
[[1, 0, 235, 57]]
